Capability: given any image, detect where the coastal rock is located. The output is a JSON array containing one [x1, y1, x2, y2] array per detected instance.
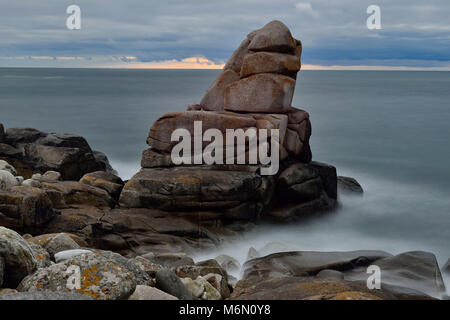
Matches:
[[247, 20, 296, 53], [0, 186, 55, 231], [18, 250, 149, 300], [224, 73, 295, 113], [149, 252, 195, 268], [344, 251, 446, 298], [32, 171, 62, 183], [28, 243, 52, 268], [0, 160, 17, 176], [0, 227, 37, 287], [223, 38, 251, 74], [119, 167, 270, 212], [146, 111, 256, 153], [128, 285, 178, 300], [79, 171, 124, 200], [215, 254, 241, 273], [200, 69, 240, 111], [155, 269, 193, 300], [240, 52, 300, 78], [230, 277, 389, 300], [242, 250, 392, 280], [337, 176, 364, 194], [130, 256, 163, 278], [27, 233, 88, 248], [181, 277, 205, 298], [203, 273, 231, 299], [0, 127, 112, 180], [44, 233, 81, 259], [0, 170, 19, 189], [316, 269, 345, 280], [141, 148, 173, 168], [41, 181, 115, 208]]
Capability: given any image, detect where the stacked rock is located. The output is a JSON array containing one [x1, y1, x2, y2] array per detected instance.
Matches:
[[120, 21, 337, 223]]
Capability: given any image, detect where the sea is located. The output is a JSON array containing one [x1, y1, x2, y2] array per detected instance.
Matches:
[[1, 68, 449, 285]]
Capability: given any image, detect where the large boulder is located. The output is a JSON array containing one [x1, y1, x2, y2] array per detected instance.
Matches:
[[344, 251, 446, 298], [0, 127, 113, 180], [247, 20, 297, 53], [224, 73, 295, 113], [40, 181, 115, 208], [0, 170, 19, 190], [17, 250, 150, 300], [0, 186, 55, 231], [0, 227, 37, 288], [79, 171, 124, 200], [242, 250, 392, 280], [147, 111, 256, 153], [0, 160, 17, 176], [155, 269, 193, 300], [200, 70, 240, 111], [119, 167, 271, 213], [240, 52, 300, 79], [128, 285, 178, 300]]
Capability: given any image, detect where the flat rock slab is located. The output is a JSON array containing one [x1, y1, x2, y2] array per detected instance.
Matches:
[[147, 111, 256, 152], [119, 167, 266, 211], [243, 250, 392, 280]]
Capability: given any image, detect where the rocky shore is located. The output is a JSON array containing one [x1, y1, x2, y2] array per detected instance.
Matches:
[[0, 21, 448, 300]]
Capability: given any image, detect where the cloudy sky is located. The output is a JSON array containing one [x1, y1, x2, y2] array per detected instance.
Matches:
[[1, 0, 449, 69]]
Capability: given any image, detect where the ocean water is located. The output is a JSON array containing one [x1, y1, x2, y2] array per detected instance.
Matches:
[[1, 68, 450, 283]]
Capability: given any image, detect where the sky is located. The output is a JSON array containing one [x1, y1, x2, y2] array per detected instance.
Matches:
[[0, 0, 449, 69]]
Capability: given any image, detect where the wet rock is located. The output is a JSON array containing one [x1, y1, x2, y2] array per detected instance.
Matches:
[[149, 252, 195, 268], [344, 251, 446, 298], [0, 227, 37, 287], [242, 250, 392, 280], [215, 254, 241, 273], [338, 176, 364, 194], [181, 277, 205, 298], [155, 269, 193, 300], [316, 269, 345, 280], [203, 273, 230, 299], [128, 285, 178, 300]]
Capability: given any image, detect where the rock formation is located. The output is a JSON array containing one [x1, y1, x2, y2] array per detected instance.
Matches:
[[120, 20, 335, 225]]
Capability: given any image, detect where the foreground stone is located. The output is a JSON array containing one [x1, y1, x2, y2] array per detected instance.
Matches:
[[128, 285, 178, 300], [155, 269, 193, 300], [236, 250, 445, 299], [0, 227, 37, 288], [18, 250, 150, 300], [0, 186, 55, 231]]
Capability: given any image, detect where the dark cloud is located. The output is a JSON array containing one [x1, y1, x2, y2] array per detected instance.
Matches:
[[0, 0, 449, 67]]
